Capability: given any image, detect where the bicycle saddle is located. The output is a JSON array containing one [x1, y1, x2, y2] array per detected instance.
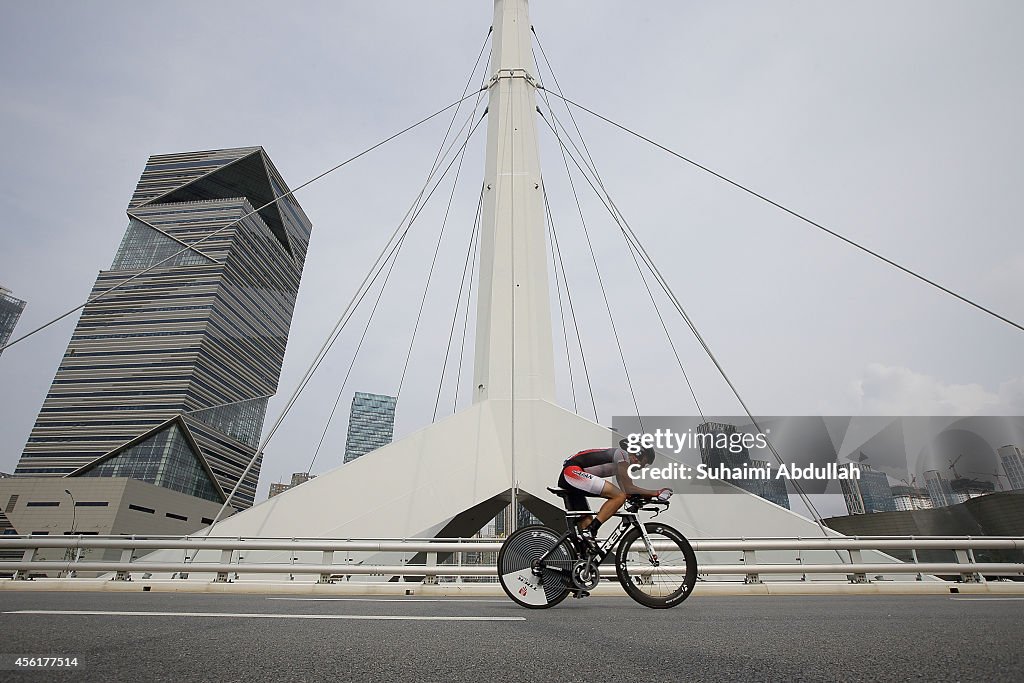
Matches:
[[547, 486, 602, 499]]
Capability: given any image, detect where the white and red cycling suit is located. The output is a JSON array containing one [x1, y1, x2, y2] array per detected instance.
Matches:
[[557, 447, 629, 511]]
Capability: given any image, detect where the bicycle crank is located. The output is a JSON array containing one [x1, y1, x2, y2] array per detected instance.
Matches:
[[571, 558, 600, 591]]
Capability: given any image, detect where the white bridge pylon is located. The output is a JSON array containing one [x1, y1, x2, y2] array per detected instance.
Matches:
[[182, 0, 870, 557]]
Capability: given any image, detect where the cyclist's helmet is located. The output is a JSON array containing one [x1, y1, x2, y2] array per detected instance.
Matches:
[[619, 438, 655, 466]]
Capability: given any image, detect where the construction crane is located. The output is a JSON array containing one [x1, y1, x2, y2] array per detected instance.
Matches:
[[969, 470, 1009, 492], [948, 454, 964, 479]]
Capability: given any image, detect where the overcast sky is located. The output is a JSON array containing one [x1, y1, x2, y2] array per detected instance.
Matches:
[[1, 1, 1021, 518]]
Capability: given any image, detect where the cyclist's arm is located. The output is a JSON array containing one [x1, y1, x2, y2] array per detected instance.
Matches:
[[615, 460, 662, 498]]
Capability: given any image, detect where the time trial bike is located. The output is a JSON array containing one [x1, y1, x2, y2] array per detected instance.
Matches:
[[497, 487, 697, 609]]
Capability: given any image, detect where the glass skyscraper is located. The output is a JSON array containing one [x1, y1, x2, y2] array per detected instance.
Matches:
[[16, 147, 312, 510], [696, 421, 791, 509], [924, 469, 955, 508], [343, 392, 397, 463], [0, 287, 27, 356], [841, 462, 897, 514], [997, 445, 1024, 491]]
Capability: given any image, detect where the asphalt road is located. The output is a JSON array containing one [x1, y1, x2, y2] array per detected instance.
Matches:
[[0, 592, 1021, 682]]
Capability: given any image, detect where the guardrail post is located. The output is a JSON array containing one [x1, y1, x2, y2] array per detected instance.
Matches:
[[456, 545, 463, 584], [967, 548, 986, 583], [318, 551, 335, 584], [423, 552, 438, 585], [177, 551, 190, 579], [742, 549, 761, 584], [114, 548, 133, 581], [911, 548, 922, 581], [955, 548, 982, 583], [214, 549, 233, 583], [13, 547, 36, 580], [848, 549, 869, 584]]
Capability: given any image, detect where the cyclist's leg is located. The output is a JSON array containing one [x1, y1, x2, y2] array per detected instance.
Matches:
[[589, 481, 627, 527], [559, 466, 596, 530]]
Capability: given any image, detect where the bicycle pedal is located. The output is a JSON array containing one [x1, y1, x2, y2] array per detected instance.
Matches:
[[575, 590, 590, 599]]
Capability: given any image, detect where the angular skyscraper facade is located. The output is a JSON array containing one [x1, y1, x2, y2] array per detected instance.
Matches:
[[0, 287, 27, 355], [343, 392, 397, 464], [16, 147, 312, 510]]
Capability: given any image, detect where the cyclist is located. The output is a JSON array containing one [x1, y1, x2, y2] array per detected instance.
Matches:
[[558, 439, 671, 551]]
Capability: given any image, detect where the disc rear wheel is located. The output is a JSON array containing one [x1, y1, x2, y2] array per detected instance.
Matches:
[[498, 525, 575, 609]]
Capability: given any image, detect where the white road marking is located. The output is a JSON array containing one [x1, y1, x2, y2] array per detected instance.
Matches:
[[266, 597, 507, 603], [949, 597, 1024, 601], [3, 610, 524, 621]]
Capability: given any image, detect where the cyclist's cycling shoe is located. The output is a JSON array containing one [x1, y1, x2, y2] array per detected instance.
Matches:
[[575, 528, 599, 555], [574, 590, 590, 599]]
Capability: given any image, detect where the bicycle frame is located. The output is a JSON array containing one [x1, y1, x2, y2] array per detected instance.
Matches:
[[536, 503, 662, 581]]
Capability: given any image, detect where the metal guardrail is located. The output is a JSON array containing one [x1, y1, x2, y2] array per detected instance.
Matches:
[[1, 535, 1022, 585]]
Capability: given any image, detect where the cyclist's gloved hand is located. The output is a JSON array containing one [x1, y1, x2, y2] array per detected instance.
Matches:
[[657, 488, 673, 501]]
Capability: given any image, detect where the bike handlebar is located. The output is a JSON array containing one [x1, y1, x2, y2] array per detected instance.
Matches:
[[625, 495, 670, 512]]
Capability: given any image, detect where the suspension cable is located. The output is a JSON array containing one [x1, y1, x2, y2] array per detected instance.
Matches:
[[1, 89, 487, 355], [539, 109, 829, 524], [452, 203, 482, 415], [537, 99, 706, 423], [542, 181, 577, 413], [543, 184, 599, 420], [536, 87, 1024, 336], [396, 76, 489, 401], [435, 186, 484, 420], [208, 106, 490, 529], [305, 230, 409, 474], [306, 35, 493, 469], [540, 91, 644, 429], [528, 45, 704, 421]]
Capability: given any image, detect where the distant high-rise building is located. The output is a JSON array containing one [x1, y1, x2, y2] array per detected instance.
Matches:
[[840, 462, 897, 514], [493, 501, 540, 537], [696, 421, 748, 469], [696, 422, 789, 509], [890, 485, 933, 511], [924, 469, 955, 508], [949, 477, 995, 502], [997, 445, 1024, 491], [268, 472, 316, 498], [343, 392, 397, 463], [16, 147, 313, 513], [747, 459, 790, 509], [0, 287, 27, 355]]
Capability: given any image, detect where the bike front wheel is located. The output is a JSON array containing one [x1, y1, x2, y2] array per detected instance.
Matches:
[[498, 525, 575, 609], [615, 522, 697, 608]]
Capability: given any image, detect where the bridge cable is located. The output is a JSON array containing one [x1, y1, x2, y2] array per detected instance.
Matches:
[[534, 87, 1024, 337], [538, 88, 644, 432], [208, 109, 489, 528], [303, 106, 485, 475], [541, 181, 578, 414], [307, 86, 492, 470], [305, 231, 410, 474], [538, 110, 830, 526], [533, 46, 706, 424], [0, 89, 488, 356], [452, 199, 483, 415], [542, 183, 598, 421], [396, 49, 492, 402], [434, 185, 484, 421]]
